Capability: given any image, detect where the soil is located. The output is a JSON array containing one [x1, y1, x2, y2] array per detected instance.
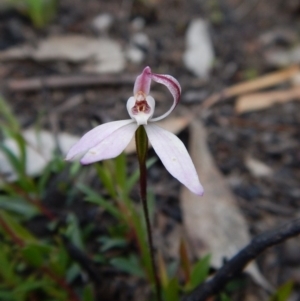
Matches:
[[1, 0, 300, 300]]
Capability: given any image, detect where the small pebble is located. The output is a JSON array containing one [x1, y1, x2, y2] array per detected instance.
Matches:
[[91, 13, 113, 33]]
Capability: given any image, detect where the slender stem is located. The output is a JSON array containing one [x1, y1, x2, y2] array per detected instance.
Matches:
[[140, 159, 162, 301], [135, 126, 161, 301]]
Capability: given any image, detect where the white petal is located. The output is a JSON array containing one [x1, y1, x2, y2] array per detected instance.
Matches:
[[145, 124, 203, 195], [66, 119, 133, 160], [80, 123, 138, 164]]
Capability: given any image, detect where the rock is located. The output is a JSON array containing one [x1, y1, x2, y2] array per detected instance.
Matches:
[[245, 156, 273, 178], [91, 13, 113, 34], [130, 17, 146, 31], [126, 46, 145, 63], [0, 129, 79, 182], [182, 90, 209, 103], [260, 29, 297, 47], [265, 45, 300, 67], [183, 18, 214, 78], [131, 32, 150, 49], [125, 32, 149, 64]]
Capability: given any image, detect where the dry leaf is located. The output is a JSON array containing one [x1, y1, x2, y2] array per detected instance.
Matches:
[[183, 18, 214, 78], [0, 35, 125, 73], [180, 120, 271, 289], [235, 86, 300, 113]]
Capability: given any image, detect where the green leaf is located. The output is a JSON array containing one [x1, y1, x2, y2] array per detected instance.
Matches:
[[0, 142, 36, 193], [22, 243, 52, 267], [93, 254, 106, 264], [225, 278, 245, 292], [65, 213, 84, 251], [190, 254, 211, 290], [219, 293, 232, 301], [66, 263, 81, 283], [126, 157, 156, 193], [110, 255, 145, 278], [0, 96, 19, 131], [98, 237, 127, 252], [0, 247, 17, 285], [78, 184, 122, 220], [269, 281, 294, 301], [11, 131, 27, 174], [13, 278, 48, 294], [69, 160, 81, 177], [49, 246, 69, 277], [0, 210, 36, 243], [94, 163, 117, 198], [26, 0, 57, 28], [163, 278, 179, 301], [0, 143, 24, 176], [167, 260, 179, 279], [115, 153, 126, 190], [0, 196, 38, 219], [83, 284, 94, 301], [0, 290, 15, 301], [37, 160, 55, 196]]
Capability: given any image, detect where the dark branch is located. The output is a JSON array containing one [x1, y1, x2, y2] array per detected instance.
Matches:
[[183, 218, 300, 301]]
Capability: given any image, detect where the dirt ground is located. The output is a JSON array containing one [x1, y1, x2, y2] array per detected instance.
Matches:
[[1, 0, 300, 300]]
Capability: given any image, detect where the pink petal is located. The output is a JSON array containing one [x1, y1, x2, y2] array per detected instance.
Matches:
[[80, 123, 138, 164], [150, 72, 181, 122], [133, 66, 152, 95], [66, 120, 133, 161], [145, 124, 203, 195]]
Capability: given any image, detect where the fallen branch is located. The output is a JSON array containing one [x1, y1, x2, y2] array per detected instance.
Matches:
[[201, 65, 299, 109], [183, 218, 300, 301], [5, 74, 135, 92]]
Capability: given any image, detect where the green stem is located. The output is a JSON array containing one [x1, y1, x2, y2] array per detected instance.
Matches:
[[135, 126, 161, 301]]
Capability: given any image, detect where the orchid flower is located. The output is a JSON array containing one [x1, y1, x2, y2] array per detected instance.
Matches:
[[66, 67, 203, 195]]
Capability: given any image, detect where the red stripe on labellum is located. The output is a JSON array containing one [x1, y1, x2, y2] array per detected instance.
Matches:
[[149, 71, 182, 122], [150, 73, 181, 107]]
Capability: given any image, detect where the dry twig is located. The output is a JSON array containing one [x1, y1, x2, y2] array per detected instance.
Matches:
[[5, 74, 135, 92], [201, 65, 299, 109], [183, 218, 300, 301]]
